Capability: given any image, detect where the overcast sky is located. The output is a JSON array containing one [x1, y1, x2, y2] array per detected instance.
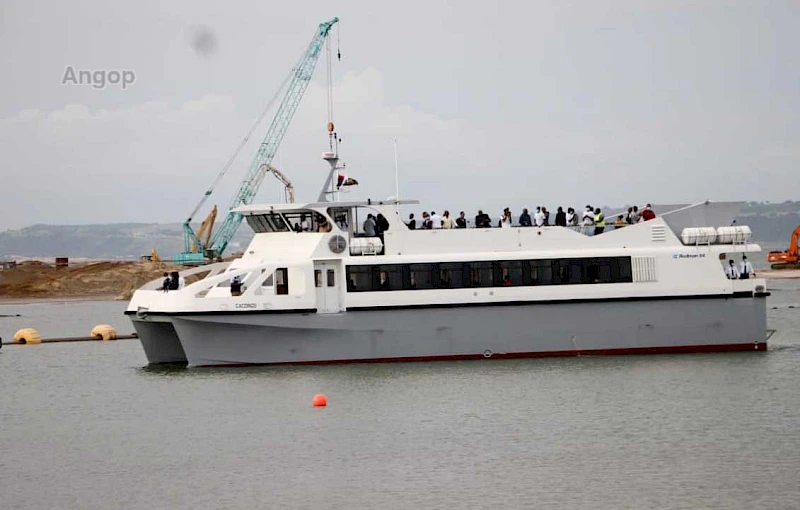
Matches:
[[0, 0, 798, 230]]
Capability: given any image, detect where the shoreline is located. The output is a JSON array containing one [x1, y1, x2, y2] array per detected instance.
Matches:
[[0, 294, 120, 305]]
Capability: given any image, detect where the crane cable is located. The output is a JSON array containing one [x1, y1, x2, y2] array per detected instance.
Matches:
[[186, 53, 302, 223]]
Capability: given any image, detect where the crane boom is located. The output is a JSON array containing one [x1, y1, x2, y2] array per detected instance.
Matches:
[[206, 17, 338, 257], [175, 17, 338, 264]]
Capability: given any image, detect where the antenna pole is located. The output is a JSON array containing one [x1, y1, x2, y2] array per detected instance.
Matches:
[[394, 138, 400, 215]]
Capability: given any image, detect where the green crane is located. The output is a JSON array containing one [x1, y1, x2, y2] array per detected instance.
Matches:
[[175, 17, 339, 265]]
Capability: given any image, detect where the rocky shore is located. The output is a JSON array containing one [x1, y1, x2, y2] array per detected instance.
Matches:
[[0, 260, 184, 302]]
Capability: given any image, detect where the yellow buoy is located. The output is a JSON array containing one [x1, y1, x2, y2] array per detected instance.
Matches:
[[91, 324, 118, 341], [13, 328, 42, 345]]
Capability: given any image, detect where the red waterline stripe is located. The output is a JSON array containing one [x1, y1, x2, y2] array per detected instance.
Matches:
[[196, 342, 768, 368]]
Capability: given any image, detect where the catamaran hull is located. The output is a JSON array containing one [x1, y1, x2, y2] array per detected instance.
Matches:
[[128, 294, 768, 367]]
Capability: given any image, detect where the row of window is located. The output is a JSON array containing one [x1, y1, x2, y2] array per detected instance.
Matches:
[[346, 257, 633, 292]]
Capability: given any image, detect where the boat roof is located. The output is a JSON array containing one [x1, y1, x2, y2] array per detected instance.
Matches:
[[234, 199, 420, 214]]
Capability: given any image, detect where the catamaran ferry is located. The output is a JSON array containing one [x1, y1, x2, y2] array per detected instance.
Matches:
[[126, 166, 769, 367]]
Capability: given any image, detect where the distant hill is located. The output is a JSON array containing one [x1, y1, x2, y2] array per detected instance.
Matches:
[[0, 201, 798, 259], [0, 223, 254, 260]]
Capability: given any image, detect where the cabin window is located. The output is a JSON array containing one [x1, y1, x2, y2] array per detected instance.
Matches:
[[314, 270, 322, 288], [496, 261, 524, 286], [528, 260, 553, 285], [408, 264, 435, 290], [466, 262, 493, 288], [437, 263, 465, 289], [345, 256, 634, 292], [276, 268, 289, 295], [262, 272, 274, 287], [347, 266, 372, 292], [375, 264, 404, 291], [327, 269, 336, 287]]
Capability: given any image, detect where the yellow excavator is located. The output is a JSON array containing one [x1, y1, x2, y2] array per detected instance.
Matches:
[[141, 248, 161, 262], [191, 205, 218, 254]]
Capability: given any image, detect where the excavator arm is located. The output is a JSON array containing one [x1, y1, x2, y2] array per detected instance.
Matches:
[[191, 205, 218, 253], [790, 225, 800, 256], [264, 163, 295, 203]]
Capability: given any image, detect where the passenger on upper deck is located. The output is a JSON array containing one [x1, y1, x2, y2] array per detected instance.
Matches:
[[430, 211, 443, 229], [364, 214, 377, 236], [625, 207, 634, 224], [475, 210, 491, 228], [500, 208, 513, 228], [519, 208, 532, 227], [421, 212, 431, 229], [593, 208, 606, 235], [642, 204, 656, 221], [456, 211, 467, 228], [376, 214, 390, 238], [582, 206, 595, 227], [543, 207, 551, 226], [534, 207, 545, 227], [407, 213, 416, 230], [566, 207, 578, 226], [442, 210, 456, 229], [630, 206, 641, 223], [300, 214, 311, 232], [555, 207, 567, 227]]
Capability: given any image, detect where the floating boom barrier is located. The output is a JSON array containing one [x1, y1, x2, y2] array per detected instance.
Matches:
[[0, 325, 138, 348]]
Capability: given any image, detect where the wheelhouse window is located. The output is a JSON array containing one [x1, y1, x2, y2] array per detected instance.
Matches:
[[283, 211, 329, 233], [245, 213, 290, 233]]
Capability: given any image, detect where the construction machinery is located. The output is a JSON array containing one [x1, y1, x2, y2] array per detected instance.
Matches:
[[767, 225, 800, 269], [174, 17, 339, 265], [191, 206, 218, 254], [140, 248, 161, 263]]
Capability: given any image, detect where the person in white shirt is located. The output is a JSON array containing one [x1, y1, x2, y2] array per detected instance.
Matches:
[[581, 205, 595, 226], [533, 207, 545, 227], [500, 209, 513, 228], [566, 207, 578, 227], [739, 255, 754, 279], [630, 206, 641, 224], [430, 211, 443, 229], [725, 259, 740, 280], [178, 275, 186, 290], [300, 214, 311, 232]]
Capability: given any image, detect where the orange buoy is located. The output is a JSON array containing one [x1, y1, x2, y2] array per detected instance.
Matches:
[[312, 393, 327, 407]]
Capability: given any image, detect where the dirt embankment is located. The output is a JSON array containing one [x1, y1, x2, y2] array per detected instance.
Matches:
[[0, 261, 185, 301]]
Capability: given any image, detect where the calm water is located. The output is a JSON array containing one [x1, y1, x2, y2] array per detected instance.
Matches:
[[1, 282, 799, 509]]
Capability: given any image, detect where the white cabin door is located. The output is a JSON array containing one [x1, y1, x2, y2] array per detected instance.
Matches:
[[314, 262, 341, 314]]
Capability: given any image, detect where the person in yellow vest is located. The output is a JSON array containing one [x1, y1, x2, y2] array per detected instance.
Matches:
[[593, 208, 606, 235]]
